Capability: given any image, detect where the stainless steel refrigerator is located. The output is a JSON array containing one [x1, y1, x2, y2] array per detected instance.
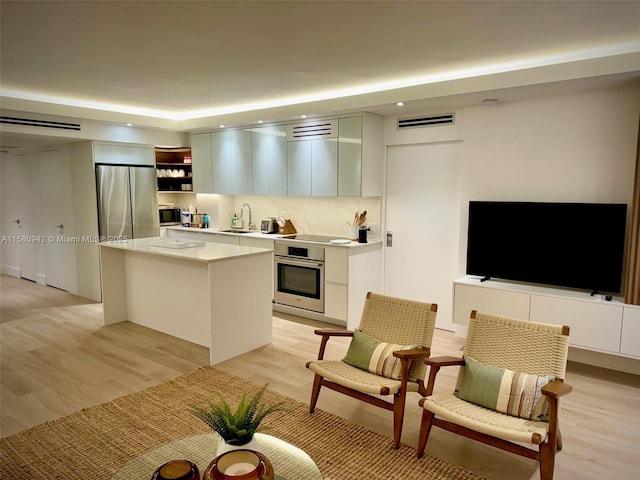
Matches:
[[96, 164, 159, 239]]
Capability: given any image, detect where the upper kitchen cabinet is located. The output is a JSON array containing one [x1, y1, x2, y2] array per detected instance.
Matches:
[[338, 113, 383, 197], [286, 119, 338, 196], [190, 129, 252, 195], [191, 133, 213, 193], [93, 142, 155, 166], [155, 147, 193, 192], [212, 129, 252, 195], [251, 125, 287, 196]]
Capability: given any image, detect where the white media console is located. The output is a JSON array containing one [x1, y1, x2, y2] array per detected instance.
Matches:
[[453, 276, 640, 364]]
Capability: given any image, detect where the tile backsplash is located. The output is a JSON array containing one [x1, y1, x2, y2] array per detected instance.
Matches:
[[157, 193, 381, 238]]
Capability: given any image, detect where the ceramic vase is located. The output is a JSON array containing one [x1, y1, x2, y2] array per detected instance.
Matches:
[[217, 435, 260, 456]]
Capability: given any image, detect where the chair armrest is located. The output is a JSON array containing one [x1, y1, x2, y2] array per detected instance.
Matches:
[[541, 380, 572, 399], [422, 356, 464, 396], [424, 356, 464, 367], [393, 347, 430, 360], [314, 329, 354, 337], [313, 329, 353, 360]]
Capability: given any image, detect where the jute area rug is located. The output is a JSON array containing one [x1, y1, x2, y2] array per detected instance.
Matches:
[[1, 367, 486, 480]]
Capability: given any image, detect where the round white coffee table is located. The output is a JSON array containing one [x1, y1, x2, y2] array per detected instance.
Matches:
[[111, 432, 322, 480]]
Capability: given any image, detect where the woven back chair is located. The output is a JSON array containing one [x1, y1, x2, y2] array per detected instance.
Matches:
[[306, 292, 437, 449], [417, 311, 572, 480]]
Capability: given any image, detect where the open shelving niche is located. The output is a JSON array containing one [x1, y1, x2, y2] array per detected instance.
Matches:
[[156, 147, 193, 192]]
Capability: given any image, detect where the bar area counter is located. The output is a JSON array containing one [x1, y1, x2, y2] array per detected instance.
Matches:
[[99, 237, 273, 364]]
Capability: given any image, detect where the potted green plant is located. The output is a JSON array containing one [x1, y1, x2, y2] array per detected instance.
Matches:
[[189, 383, 285, 453]]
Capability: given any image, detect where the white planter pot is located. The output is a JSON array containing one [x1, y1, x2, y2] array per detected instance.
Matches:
[[216, 435, 260, 456]]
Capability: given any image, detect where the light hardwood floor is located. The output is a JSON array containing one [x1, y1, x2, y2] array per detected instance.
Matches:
[[1, 274, 639, 479]]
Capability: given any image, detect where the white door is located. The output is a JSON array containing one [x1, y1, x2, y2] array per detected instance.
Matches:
[[384, 142, 462, 331], [1, 153, 38, 281], [38, 149, 77, 292]]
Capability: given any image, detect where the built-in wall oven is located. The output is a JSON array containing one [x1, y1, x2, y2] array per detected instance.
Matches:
[[274, 241, 324, 313]]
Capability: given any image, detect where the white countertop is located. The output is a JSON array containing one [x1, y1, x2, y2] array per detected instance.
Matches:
[[166, 226, 382, 248], [99, 237, 272, 263]]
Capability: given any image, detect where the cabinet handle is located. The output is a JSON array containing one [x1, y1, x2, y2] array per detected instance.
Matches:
[[13, 218, 20, 226], [386, 231, 393, 247], [54, 224, 64, 229]]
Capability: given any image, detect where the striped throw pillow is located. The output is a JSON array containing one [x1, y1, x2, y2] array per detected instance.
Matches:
[[455, 355, 555, 421], [342, 330, 418, 380]]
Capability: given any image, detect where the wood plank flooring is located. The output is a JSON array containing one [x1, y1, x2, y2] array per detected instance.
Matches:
[[1, 274, 639, 480]]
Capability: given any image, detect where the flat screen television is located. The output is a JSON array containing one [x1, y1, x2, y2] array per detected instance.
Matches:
[[465, 201, 628, 294]]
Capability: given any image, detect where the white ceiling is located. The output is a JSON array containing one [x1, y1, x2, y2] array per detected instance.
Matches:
[[1, 0, 640, 150]]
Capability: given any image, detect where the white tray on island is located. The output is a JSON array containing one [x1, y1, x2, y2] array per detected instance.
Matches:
[[150, 238, 205, 249]]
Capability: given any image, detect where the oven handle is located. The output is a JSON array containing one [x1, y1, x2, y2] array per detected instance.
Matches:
[[275, 256, 324, 268]]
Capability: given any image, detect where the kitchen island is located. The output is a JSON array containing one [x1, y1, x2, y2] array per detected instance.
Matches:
[[99, 237, 273, 364]]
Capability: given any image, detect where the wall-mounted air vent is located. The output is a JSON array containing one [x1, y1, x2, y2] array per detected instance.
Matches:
[[0, 116, 81, 131], [287, 119, 338, 141], [397, 113, 455, 130]]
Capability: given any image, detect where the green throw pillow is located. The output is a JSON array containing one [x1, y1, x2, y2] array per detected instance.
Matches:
[[342, 330, 418, 380], [455, 355, 555, 421]]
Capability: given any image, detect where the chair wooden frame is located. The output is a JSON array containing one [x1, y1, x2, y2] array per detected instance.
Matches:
[[416, 310, 572, 480], [306, 292, 437, 449]]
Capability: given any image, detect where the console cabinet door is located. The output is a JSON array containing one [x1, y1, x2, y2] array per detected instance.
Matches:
[[620, 307, 640, 357], [529, 295, 623, 353], [453, 283, 530, 325]]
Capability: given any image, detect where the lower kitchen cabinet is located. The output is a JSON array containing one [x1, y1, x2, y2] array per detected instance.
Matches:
[[324, 242, 382, 329]]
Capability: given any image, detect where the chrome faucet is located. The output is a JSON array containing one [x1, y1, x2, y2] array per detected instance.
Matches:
[[241, 203, 255, 230]]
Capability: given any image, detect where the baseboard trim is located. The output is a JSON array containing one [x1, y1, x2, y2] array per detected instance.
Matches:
[[1, 265, 21, 278]]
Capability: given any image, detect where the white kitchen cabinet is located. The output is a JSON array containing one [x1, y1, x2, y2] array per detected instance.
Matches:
[[93, 142, 155, 166], [324, 243, 383, 329], [167, 229, 202, 241], [453, 276, 633, 357], [251, 125, 287, 196], [621, 306, 640, 357], [286, 138, 337, 196], [238, 236, 275, 250], [311, 138, 338, 196], [191, 133, 213, 193], [338, 113, 383, 197], [212, 129, 253, 195], [286, 141, 312, 195]]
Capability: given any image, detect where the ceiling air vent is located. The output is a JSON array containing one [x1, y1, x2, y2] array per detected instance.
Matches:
[[0, 116, 81, 131], [397, 113, 455, 130], [287, 119, 338, 141]]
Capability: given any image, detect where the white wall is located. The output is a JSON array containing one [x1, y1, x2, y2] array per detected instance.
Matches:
[[457, 84, 640, 276], [383, 83, 640, 286]]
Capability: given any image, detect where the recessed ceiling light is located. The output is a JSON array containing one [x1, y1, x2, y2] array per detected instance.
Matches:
[[257, 120, 264, 124], [300, 115, 307, 119], [396, 102, 405, 107], [126, 123, 133, 126], [219, 124, 225, 128]]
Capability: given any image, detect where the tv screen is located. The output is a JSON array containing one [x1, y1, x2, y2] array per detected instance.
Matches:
[[466, 201, 627, 293]]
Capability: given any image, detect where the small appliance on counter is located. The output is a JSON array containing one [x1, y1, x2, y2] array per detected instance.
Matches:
[[261, 217, 279, 234], [159, 207, 181, 226]]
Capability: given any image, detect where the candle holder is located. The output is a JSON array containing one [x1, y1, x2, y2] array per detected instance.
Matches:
[[204, 449, 274, 480]]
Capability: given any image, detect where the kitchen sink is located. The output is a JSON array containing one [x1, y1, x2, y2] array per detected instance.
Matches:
[[219, 229, 253, 234]]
